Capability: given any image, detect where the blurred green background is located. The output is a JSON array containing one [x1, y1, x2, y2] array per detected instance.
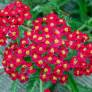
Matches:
[[0, 0, 92, 92]]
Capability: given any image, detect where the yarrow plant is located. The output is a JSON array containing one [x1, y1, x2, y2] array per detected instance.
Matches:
[[0, 1, 31, 46], [0, 1, 92, 92]]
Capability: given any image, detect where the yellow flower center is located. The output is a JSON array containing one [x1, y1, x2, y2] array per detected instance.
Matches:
[[44, 28, 49, 32], [26, 50, 30, 55], [63, 64, 67, 69], [16, 58, 21, 63], [38, 37, 43, 40], [11, 73, 16, 77], [54, 39, 59, 44], [64, 28, 69, 32], [38, 60, 43, 64], [27, 31, 31, 36], [45, 40, 50, 44], [44, 68, 48, 72], [33, 35, 37, 39], [18, 49, 22, 54], [33, 54, 38, 59], [35, 26, 39, 30]]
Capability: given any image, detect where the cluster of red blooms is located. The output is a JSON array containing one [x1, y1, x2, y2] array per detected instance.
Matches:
[[2, 12, 92, 84], [0, 1, 31, 46]]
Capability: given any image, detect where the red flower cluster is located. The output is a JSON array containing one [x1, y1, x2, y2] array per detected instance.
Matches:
[[2, 13, 92, 84], [0, 1, 31, 46], [2, 42, 36, 82]]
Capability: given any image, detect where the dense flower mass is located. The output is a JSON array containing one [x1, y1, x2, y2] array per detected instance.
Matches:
[[2, 12, 92, 84], [0, 1, 31, 46]]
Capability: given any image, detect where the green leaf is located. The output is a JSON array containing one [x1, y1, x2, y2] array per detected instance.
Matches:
[[26, 79, 38, 92], [26, 70, 40, 92], [49, 83, 57, 92], [67, 17, 82, 31], [40, 80, 43, 92], [0, 47, 4, 55], [65, 49, 77, 60], [56, 83, 70, 92], [40, 4, 53, 15], [11, 81, 18, 92], [24, 56, 32, 63], [0, 50, 3, 55], [19, 26, 25, 38], [43, 81, 52, 90], [77, 0, 88, 22], [67, 72, 79, 92], [78, 84, 92, 92], [49, 0, 70, 7]]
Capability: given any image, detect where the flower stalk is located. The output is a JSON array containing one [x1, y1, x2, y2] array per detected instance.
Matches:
[[40, 80, 43, 92], [68, 72, 79, 92]]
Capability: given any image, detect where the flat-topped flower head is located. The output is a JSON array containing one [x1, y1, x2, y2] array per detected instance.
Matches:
[[0, 1, 32, 46], [2, 12, 92, 84]]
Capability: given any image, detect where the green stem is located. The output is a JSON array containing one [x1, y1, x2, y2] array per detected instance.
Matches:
[[68, 72, 79, 92], [22, 25, 31, 31], [77, 18, 92, 30], [30, 81, 38, 92], [11, 81, 17, 92], [0, 49, 3, 55], [88, 36, 92, 42], [40, 80, 43, 92], [77, 0, 87, 22]]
